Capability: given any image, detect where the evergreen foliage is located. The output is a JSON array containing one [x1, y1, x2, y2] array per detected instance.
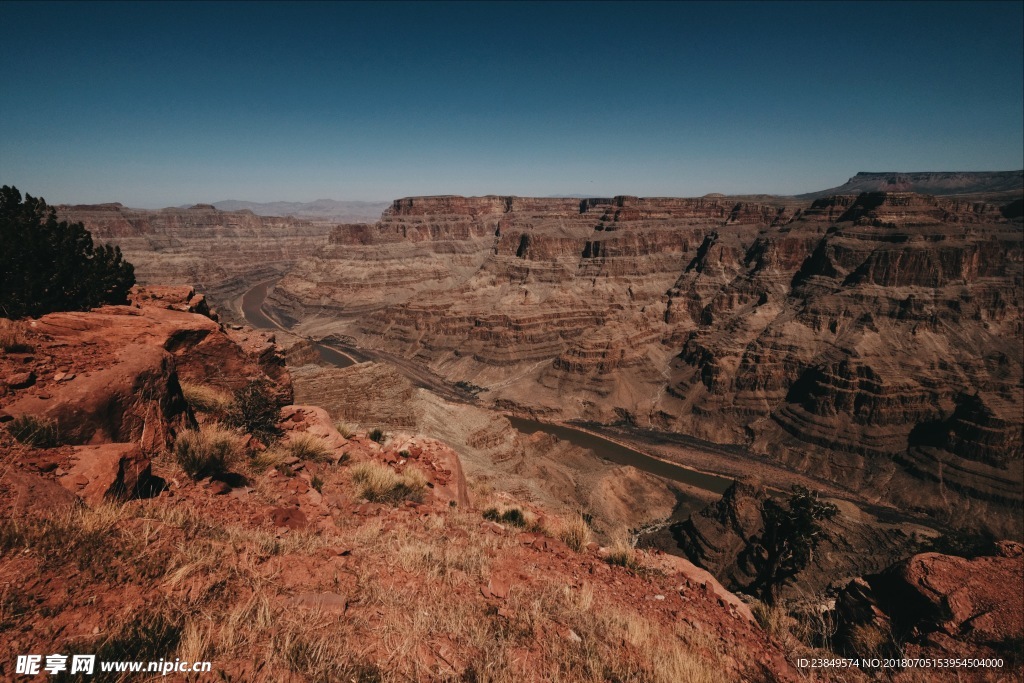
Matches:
[[744, 486, 838, 604], [0, 185, 135, 318], [226, 379, 282, 443]]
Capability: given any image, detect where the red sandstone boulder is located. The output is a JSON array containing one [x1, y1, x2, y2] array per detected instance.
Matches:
[[389, 434, 471, 508], [59, 443, 154, 506], [280, 405, 349, 459], [837, 544, 1024, 664]]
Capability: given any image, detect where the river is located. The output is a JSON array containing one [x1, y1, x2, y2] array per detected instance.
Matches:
[[240, 280, 733, 494], [240, 280, 356, 368], [507, 416, 733, 493]]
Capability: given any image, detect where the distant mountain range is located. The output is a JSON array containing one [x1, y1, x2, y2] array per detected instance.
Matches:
[[190, 172, 1021, 222], [796, 170, 1023, 200], [205, 199, 391, 223]]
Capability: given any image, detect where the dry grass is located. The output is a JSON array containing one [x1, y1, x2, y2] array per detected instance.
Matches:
[[1, 484, 741, 683], [558, 513, 594, 552], [247, 447, 288, 474], [7, 415, 59, 447], [180, 382, 234, 417], [334, 421, 358, 439], [350, 461, 426, 504], [284, 432, 333, 462], [0, 319, 32, 353], [173, 425, 243, 478], [751, 599, 792, 641], [605, 528, 641, 570]]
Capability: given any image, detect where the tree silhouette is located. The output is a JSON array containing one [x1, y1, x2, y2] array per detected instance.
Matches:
[[0, 186, 135, 318], [743, 486, 838, 605]]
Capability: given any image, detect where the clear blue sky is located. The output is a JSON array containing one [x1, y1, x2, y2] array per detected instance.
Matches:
[[1, 1, 1021, 207]]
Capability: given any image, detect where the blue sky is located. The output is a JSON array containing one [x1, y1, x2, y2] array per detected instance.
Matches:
[[1, 1, 1021, 207]]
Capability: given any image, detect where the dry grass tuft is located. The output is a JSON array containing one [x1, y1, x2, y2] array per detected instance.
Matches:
[[751, 599, 792, 641], [284, 432, 333, 462], [173, 425, 243, 478], [180, 382, 234, 417], [8, 415, 59, 448], [350, 461, 426, 504], [605, 528, 641, 570], [558, 513, 594, 552], [0, 319, 32, 353], [334, 421, 358, 439]]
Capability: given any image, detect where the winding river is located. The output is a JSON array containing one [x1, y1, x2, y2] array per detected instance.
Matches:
[[241, 281, 356, 368], [240, 280, 733, 493]]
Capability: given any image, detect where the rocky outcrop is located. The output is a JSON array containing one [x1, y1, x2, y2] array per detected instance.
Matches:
[[0, 286, 290, 507], [653, 481, 920, 599], [266, 191, 1023, 534], [835, 542, 1023, 666], [62, 189, 1024, 536]]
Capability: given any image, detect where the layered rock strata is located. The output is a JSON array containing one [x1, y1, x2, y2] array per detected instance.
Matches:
[[55, 203, 334, 319], [266, 192, 1022, 529]]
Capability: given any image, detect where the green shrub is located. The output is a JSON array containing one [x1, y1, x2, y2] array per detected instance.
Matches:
[[8, 415, 59, 447], [367, 428, 386, 444], [226, 379, 281, 442], [482, 507, 527, 528], [174, 426, 242, 478]]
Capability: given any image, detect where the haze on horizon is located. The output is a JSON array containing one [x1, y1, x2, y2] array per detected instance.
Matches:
[[1, 0, 1021, 209]]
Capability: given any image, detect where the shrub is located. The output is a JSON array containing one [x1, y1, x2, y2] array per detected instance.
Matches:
[[174, 426, 242, 478], [367, 428, 386, 444], [226, 379, 281, 442], [0, 186, 135, 318], [745, 486, 838, 605], [311, 474, 324, 494], [8, 415, 59, 447], [180, 382, 233, 417], [350, 461, 426, 504], [559, 514, 593, 552], [482, 507, 527, 528], [0, 319, 31, 353]]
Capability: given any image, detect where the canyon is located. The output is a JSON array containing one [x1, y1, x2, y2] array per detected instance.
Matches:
[[1, 174, 1016, 679], [54, 175, 1023, 584]]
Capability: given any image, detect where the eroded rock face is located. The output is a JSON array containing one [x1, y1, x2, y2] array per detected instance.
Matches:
[[67, 191, 1023, 533], [652, 481, 919, 600]]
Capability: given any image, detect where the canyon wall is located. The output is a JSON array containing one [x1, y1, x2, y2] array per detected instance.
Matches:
[[56, 203, 334, 318], [266, 192, 1023, 527], [63, 190, 1023, 531]]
